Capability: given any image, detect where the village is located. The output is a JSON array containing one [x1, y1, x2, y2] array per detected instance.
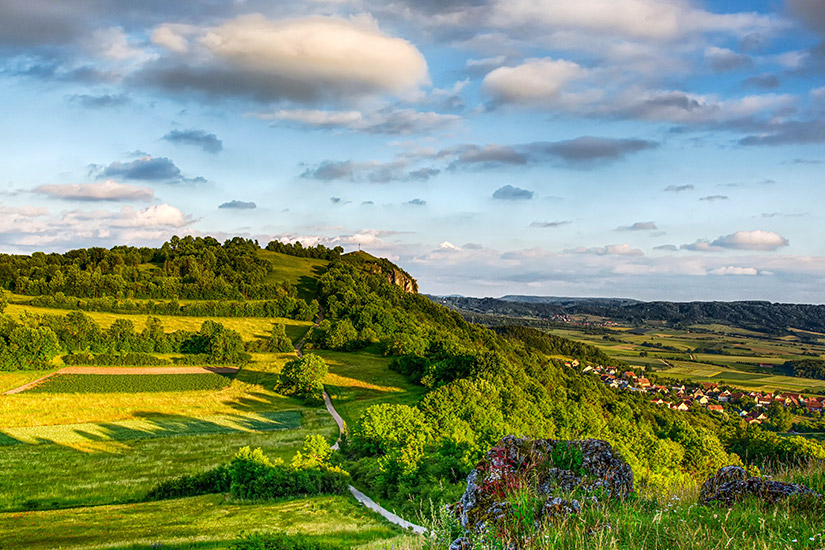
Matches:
[[574, 360, 825, 426]]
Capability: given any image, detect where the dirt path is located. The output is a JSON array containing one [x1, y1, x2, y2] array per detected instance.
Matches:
[[2, 366, 238, 395], [321, 390, 426, 534]]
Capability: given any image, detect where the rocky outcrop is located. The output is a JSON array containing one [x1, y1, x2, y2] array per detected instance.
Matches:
[[700, 466, 820, 507], [384, 268, 418, 293], [449, 436, 633, 547]]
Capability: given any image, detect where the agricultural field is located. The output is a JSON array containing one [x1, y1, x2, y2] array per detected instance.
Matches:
[[26, 372, 233, 393], [546, 322, 825, 395], [3, 301, 312, 343], [0, 494, 416, 550]]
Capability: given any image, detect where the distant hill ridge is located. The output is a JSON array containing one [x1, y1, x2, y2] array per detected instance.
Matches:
[[433, 295, 825, 335]]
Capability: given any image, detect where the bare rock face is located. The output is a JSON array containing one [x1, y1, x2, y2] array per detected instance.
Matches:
[[449, 435, 633, 546], [385, 268, 418, 293], [700, 466, 819, 506]]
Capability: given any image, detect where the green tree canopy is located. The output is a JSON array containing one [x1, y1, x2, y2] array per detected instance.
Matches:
[[276, 353, 328, 402]]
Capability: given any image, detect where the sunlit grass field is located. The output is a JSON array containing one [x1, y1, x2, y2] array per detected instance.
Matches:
[[0, 494, 414, 550], [4, 302, 312, 342], [318, 350, 427, 429], [0, 408, 336, 512]]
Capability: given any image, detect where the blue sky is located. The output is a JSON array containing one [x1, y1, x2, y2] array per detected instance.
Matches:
[[1, 0, 824, 302]]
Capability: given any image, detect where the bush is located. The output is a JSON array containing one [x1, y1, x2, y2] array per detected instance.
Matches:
[[229, 446, 350, 501], [62, 352, 172, 366], [145, 465, 231, 500]]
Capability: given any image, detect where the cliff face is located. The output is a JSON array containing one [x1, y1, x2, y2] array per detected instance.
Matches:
[[385, 268, 418, 294], [342, 251, 418, 294]]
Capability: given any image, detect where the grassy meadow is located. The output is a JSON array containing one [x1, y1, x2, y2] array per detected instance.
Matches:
[[319, 350, 428, 429], [0, 494, 414, 550], [3, 301, 312, 343]]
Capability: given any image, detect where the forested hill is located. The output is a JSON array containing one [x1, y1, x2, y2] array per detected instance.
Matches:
[[2, 238, 824, 519], [434, 295, 825, 335]]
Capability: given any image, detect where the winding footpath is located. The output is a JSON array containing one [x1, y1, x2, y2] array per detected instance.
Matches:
[[297, 310, 426, 535], [321, 389, 426, 535]]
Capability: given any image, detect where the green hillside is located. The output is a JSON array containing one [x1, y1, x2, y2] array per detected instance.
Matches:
[[0, 238, 823, 549]]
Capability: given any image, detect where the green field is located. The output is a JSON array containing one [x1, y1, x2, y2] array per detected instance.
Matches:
[[0, 408, 336, 512], [26, 372, 234, 393], [0, 494, 415, 550], [258, 250, 329, 299], [1, 410, 301, 446], [319, 350, 427, 429], [3, 302, 312, 342]]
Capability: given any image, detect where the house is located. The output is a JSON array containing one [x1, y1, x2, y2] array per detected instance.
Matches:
[[651, 398, 667, 406], [571, 359, 580, 367], [653, 385, 669, 394], [696, 395, 710, 405], [623, 371, 637, 380], [638, 377, 651, 388], [807, 400, 824, 411], [702, 382, 719, 391], [672, 400, 691, 411], [582, 365, 594, 373], [708, 404, 724, 413]]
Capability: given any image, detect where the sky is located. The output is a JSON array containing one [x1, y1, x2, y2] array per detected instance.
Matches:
[[1, 0, 824, 303]]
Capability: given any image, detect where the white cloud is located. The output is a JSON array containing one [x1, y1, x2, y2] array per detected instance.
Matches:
[[482, 58, 586, 105], [489, 0, 779, 42], [712, 230, 789, 251], [256, 107, 460, 135], [565, 243, 643, 256], [708, 266, 758, 275], [145, 14, 429, 103], [34, 180, 154, 202]]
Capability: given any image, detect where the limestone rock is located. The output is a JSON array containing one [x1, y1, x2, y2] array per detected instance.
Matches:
[[700, 466, 819, 506], [452, 436, 633, 538]]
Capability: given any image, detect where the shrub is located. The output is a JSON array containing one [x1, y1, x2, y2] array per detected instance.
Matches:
[[229, 446, 350, 501], [145, 465, 231, 500]]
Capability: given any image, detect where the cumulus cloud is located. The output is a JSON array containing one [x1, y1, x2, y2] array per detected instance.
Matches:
[[704, 47, 751, 72], [98, 155, 183, 181], [708, 266, 758, 275], [530, 220, 571, 228], [712, 230, 789, 251], [445, 137, 656, 170], [67, 93, 131, 108], [700, 195, 728, 202], [683, 230, 789, 252], [34, 180, 154, 202], [665, 184, 694, 192], [565, 243, 643, 256], [219, 200, 256, 210], [163, 129, 223, 153], [482, 58, 586, 105], [258, 107, 460, 135], [617, 221, 657, 231], [743, 74, 781, 90], [407, 168, 440, 181], [407, 198, 427, 206], [300, 159, 409, 183], [492, 185, 534, 200], [489, 0, 777, 42], [526, 137, 658, 164], [139, 14, 429, 104]]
